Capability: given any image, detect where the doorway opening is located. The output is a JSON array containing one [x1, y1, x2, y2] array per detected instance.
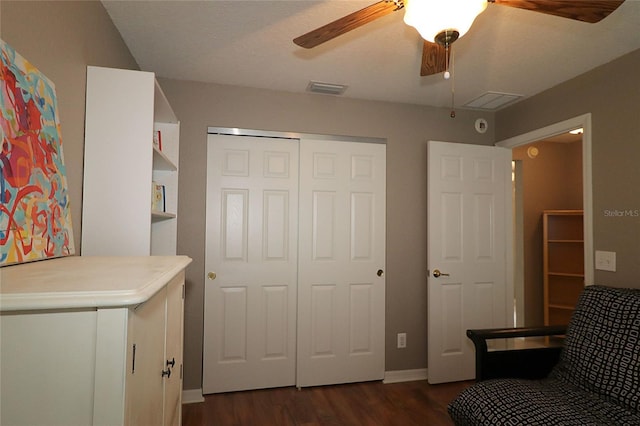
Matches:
[[497, 114, 593, 327]]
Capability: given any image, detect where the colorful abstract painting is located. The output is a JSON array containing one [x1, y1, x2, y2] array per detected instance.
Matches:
[[0, 39, 75, 266]]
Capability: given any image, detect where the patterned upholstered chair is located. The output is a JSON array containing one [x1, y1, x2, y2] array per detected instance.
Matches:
[[448, 285, 640, 425]]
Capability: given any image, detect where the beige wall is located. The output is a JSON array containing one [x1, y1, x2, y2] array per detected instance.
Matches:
[[4, 0, 638, 395], [157, 78, 495, 390], [497, 48, 640, 289], [1, 0, 139, 252], [513, 141, 583, 326], [1, 0, 496, 392]]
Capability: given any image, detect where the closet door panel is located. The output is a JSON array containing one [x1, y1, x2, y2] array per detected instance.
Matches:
[[297, 139, 386, 388], [203, 135, 298, 393]]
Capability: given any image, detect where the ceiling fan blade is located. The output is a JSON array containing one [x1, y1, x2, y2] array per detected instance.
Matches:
[[420, 41, 447, 76], [491, 0, 625, 23], [293, 0, 403, 49]]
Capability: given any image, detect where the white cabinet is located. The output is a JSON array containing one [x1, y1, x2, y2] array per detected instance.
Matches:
[[82, 66, 180, 256], [127, 272, 185, 426], [0, 255, 191, 426]]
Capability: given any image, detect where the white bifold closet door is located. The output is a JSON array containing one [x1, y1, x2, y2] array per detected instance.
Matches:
[[296, 139, 386, 388], [203, 135, 299, 393], [203, 134, 385, 393]]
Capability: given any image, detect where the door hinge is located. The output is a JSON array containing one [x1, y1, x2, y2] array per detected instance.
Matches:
[[182, 284, 185, 300]]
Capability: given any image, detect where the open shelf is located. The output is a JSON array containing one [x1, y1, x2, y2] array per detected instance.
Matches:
[[152, 211, 176, 221], [543, 210, 584, 326], [153, 146, 177, 171], [82, 66, 179, 257]]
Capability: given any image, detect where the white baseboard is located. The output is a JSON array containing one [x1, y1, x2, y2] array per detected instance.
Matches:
[[182, 388, 204, 404], [383, 368, 428, 384], [182, 372, 427, 401]]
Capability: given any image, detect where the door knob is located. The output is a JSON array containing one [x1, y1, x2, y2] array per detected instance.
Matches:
[[207, 272, 217, 280], [377, 269, 384, 277], [432, 269, 450, 278]]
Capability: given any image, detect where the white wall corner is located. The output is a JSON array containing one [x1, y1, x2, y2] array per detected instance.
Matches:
[[382, 368, 428, 384], [182, 388, 204, 404]]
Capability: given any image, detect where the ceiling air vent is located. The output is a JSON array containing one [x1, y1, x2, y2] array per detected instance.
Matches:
[[463, 92, 523, 111], [307, 81, 348, 96]]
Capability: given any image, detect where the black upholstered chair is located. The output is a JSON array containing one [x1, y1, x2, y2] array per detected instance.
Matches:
[[448, 285, 640, 425]]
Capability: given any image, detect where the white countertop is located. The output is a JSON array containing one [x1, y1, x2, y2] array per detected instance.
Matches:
[[0, 255, 192, 311]]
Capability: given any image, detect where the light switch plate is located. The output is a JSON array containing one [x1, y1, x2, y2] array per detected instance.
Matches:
[[595, 250, 616, 272]]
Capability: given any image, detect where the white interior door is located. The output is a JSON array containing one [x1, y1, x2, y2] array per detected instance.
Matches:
[[203, 134, 299, 393], [427, 141, 512, 384], [296, 139, 386, 388]]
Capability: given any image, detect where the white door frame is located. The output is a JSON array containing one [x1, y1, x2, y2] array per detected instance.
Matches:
[[496, 113, 594, 298], [208, 127, 386, 146]]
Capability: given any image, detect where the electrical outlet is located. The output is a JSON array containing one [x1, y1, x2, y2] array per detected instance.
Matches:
[[397, 333, 407, 349]]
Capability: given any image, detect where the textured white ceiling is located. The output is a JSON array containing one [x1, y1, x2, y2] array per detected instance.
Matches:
[[102, 0, 640, 110]]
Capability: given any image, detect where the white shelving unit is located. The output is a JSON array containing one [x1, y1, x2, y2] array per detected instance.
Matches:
[[543, 210, 585, 326], [82, 66, 179, 256]]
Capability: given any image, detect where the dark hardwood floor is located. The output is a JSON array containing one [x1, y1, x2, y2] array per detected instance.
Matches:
[[183, 380, 472, 426]]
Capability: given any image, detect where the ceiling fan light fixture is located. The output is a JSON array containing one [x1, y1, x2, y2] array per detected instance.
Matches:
[[403, 0, 488, 44]]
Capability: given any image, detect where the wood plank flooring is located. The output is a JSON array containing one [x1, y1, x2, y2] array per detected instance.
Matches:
[[182, 380, 472, 426]]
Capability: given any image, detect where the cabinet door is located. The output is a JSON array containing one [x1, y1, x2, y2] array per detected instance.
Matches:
[[127, 288, 167, 426], [164, 273, 185, 426], [1, 310, 98, 425]]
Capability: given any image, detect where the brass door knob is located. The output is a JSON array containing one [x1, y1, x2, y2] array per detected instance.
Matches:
[[432, 269, 450, 278], [207, 272, 217, 280]]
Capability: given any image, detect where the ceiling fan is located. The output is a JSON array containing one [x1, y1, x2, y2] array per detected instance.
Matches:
[[293, 0, 625, 77]]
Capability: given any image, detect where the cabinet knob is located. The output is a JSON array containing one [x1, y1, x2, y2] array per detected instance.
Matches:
[[167, 357, 176, 368], [207, 272, 217, 280], [162, 368, 171, 378]]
